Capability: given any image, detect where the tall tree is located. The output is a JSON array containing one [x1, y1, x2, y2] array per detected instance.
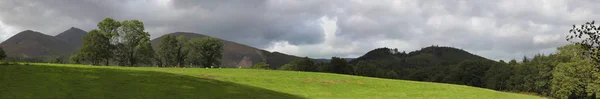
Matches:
[[187, 38, 223, 68], [483, 63, 512, 90], [158, 35, 177, 67], [551, 44, 599, 98], [175, 36, 188, 67], [278, 57, 316, 71], [0, 47, 6, 60], [97, 18, 120, 65], [567, 20, 600, 63], [331, 57, 352, 74], [78, 30, 111, 65], [117, 20, 152, 66], [354, 61, 377, 77]]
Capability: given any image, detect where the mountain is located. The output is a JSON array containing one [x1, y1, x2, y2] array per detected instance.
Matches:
[[55, 27, 87, 48], [350, 46, 490, 67], [150, 32, 300, 68], [0, 30, 75, 59], [348, 46, 494, 81]]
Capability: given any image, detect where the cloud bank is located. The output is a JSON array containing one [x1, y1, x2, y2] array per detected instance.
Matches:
[[1, 0, 598, 61]]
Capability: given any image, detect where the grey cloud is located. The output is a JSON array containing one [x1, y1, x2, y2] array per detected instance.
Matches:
[[0, 0, 597, 60]]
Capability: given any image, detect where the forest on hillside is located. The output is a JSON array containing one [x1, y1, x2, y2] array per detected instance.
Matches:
[[273, 21, 600, 99]]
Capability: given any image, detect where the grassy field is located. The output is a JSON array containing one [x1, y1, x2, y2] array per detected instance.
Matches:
[[0, 63, 542, 99]]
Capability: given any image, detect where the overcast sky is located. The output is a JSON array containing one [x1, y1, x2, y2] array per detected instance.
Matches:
[[0, 0, 597, 61]]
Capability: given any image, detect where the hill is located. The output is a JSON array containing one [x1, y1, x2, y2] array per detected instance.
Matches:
[[0, 30, 76, 59], [54, 27, 87, 49], [0, 27, 87, 60], [151, 32, 300, 68], [0, 63, 542, 99], [347, 46, 494, 82], [0, 30, 299, 67], [350, 46, 489, 66]]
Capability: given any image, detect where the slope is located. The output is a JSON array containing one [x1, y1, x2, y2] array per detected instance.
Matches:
[[0, 63, 542, 99], [54, 27, 87, 49], [150, 32, 299, 68], [350, 46, 491, 68], [0, 30, 74, 59]]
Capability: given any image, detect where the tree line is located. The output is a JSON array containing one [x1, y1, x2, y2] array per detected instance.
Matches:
[[268, 21, 600, 99], [70, 18, 223, 68]]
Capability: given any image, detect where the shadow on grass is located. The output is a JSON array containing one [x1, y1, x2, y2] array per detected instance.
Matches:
[[0, 65, 305, 99]]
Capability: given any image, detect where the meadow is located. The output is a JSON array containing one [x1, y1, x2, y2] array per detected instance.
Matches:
[[0, 63, 542, 99]]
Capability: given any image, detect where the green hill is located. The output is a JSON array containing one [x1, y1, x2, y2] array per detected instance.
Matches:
[[0, 63, 541, 99]]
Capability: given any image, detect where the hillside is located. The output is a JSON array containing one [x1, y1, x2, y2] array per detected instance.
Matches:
[[54, 27, 87, 49], [0, 28, 87, 60], [0, 30, 75, 58], [350, 46, 491, 68], [347, 46, 495, 82], [0, 29, 299, 67], [151, 32, 300, 68], [0, 63, 542, 99]]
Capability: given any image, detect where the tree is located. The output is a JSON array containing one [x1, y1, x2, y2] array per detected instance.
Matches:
[[69, 54, 82, 64], [175, 36, 188, 67], [278, 58, 317, 71], [158, 35, 178, 67], [483, 63, 512, 90], [567, 20, 600, 63], [551, 44, 599, 98], [316, 62, 331, 72], [331, 57, 352, 74], [115, 20, 153, 66], [78, 29, 111, 65], [354, 61, 377, 77], [252, 62, 270, 69], [385, 70, 399, 79], [0, 47, 6, 60], [445, 60, 492, 87], [187, 38, 223, 68], [136, 37, 155, 66], [97, 18, 120, 65]]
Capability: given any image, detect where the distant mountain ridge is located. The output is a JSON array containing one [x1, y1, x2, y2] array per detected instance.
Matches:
[[0, 29, 300, 68], [0, 28, 87, 59], [349, 46, 491, 68], [150, 32, 300, 68]]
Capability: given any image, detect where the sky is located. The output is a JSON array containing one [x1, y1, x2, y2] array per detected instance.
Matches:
[[0, 0, 598, 61]]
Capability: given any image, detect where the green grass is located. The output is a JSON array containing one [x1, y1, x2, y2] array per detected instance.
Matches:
[[0, 63, 542, 99]]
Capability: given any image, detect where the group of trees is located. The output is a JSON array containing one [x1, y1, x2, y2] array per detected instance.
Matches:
[[72, 18, 223, 68], [272, 21, 600, 99], [278, 57, 399, 79], [0, 47, 5, 61], [156, 35, 223, 68]]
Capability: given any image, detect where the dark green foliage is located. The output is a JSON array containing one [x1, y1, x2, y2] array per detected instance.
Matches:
[[278, 57, 317, 71], [0, 47, 6, 60], [316, 62, 331, 72], [157, 35, 186, 67], [444, 60, 493, 87], [385, 70, 399, 79], [69, 54, 82, 64], [78, 30, 111, 65], [48, 56, 64, 63], [330, 57, 352, 74], [118, 20, 153, 66], [187, 38, 223, 68], [353, 61, 377, 77], [483, 63, 512, 90], [252, 62, 270, 69]]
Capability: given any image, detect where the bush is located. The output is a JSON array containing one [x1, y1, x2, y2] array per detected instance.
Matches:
[[252, 62, 270, 69]]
